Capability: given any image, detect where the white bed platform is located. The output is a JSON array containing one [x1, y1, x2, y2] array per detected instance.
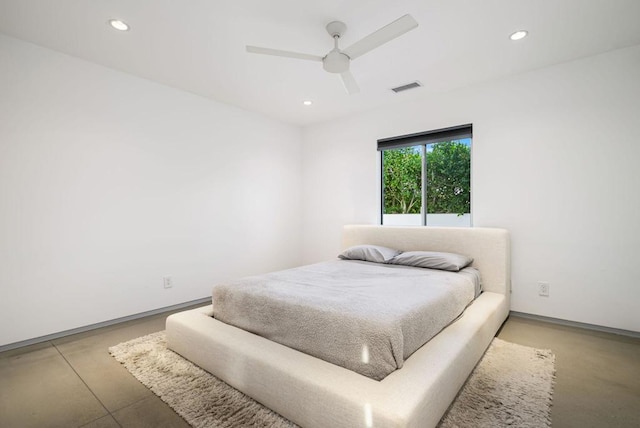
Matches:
[[166, 225, 511, 428]]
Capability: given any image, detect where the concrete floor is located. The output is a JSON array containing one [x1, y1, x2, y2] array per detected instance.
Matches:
[[496, 316, 640, 428], [1, 310, 638, 428]]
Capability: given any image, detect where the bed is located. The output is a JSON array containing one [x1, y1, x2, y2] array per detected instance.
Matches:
[[166, 225, 511, 428]]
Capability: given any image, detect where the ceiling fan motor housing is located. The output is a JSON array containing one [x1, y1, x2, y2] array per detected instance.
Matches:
[[323, 21, 350, 73], [323, 50, 350, 73]]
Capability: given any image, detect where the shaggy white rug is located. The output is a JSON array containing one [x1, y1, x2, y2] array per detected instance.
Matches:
[[109, 332, 554, 428]]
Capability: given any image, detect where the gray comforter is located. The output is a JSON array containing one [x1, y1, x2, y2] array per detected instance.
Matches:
[[212, 260, 478, 380]]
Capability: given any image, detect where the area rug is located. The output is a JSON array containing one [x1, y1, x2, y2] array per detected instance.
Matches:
[[109, 333, 555, 428]]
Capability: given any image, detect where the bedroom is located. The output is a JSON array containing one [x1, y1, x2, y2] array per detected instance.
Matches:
[[0, 1, 639, 427]]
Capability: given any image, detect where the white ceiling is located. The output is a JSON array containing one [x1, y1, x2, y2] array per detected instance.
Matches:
[[1, 0, 639, 126]]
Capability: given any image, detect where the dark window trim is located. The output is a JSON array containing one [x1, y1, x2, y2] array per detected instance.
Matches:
[[377, 124, 472, 151]]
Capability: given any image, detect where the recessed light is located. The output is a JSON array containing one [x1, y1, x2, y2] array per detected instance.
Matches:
[[108, 19, 130, 31], [509, 30, 528, 41], [303, 100, 313, 106]]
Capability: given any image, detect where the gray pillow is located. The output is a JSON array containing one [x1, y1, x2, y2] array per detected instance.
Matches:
[[338, 245, 400, 263], [389, 251, 473, 272]]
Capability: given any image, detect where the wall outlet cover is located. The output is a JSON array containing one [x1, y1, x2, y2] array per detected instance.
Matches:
[[163, 276, 173, 289], [538, 281, 549, 297]]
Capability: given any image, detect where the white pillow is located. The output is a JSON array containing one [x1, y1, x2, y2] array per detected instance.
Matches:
[[338, 245, 400, 263]]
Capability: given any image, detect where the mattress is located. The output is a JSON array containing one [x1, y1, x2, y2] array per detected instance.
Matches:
[[212, 259, 478, 380]]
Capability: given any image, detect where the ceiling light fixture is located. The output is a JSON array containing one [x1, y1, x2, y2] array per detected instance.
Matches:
[[108, 19, 130, 31], [509, 30, 528, 41], [303, 100, 313, 106]]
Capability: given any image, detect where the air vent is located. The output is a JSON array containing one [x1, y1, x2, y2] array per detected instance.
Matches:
[[391, 81, 422, 93]]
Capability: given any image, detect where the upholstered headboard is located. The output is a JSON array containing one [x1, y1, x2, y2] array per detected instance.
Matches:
[[342, 225, 511, 296]]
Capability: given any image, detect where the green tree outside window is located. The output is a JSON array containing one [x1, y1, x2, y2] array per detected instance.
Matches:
[[383, 141, 470, 216]]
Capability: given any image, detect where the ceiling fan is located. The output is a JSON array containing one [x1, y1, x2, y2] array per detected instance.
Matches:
[[246, 14, 418, 95]]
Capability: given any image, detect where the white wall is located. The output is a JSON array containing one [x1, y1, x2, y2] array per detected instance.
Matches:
[[383, 214, 471, 227], [0, 35, 303, 346], [301, 45, 640, 332], [2, 32, 638, 346]]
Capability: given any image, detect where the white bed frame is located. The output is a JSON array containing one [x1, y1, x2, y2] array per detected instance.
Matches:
[[166, 225, 510, 428]]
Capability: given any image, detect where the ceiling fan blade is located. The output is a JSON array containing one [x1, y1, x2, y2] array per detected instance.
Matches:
[[246, 46, 323, 62], [340, 71, 360, 95], [342, 14, 418, 60]]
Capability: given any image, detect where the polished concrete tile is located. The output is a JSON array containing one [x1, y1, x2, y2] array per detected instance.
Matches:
[[2, 306, 638, 428], [52, 317, 167, 412], [56, 343, 153, 413], [0, 305, 204, 428], [112, 395, 191, 428], [0, 343, 108, 428], [497, 316, 640, 428], [79, 414, 121, 428]]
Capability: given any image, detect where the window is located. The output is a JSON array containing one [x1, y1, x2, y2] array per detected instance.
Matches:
[[379, 124, 472, 226]]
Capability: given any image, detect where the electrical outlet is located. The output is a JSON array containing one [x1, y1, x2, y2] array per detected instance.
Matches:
[[163, 276, 173, 289], [538, 281, 549, 297]]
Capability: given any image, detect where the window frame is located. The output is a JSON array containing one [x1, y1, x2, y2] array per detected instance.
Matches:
[[378, 124, 472, 226]]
